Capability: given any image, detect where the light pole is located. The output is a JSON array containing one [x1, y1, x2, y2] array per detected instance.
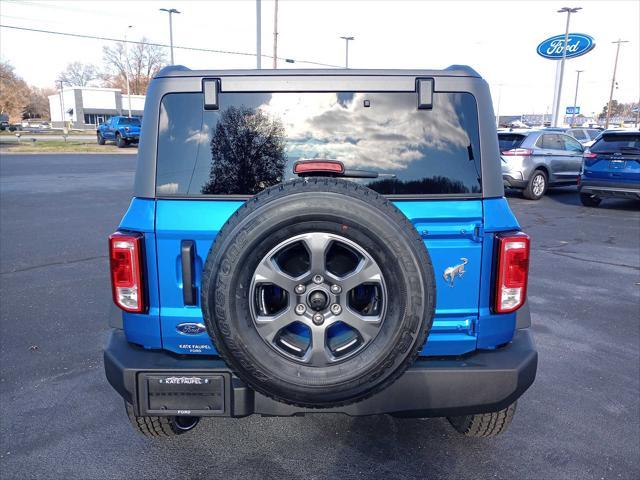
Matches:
[[159, 8, 181, 65], [605, 39, 629, 128], [124, 25, 133, 117], [494, 83, 503, 128], [340, 36, 354, 69], [551, 6, 581, 127], [273, 0, 278, 69], [570, 70, 583, 127], [256, 0, 262, 69]]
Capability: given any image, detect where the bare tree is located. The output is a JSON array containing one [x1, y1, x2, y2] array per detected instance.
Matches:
[[58, 62, 99, 87], [0, 61, 30, 123], [102, 38, 166, 95], [24, 87, 56, 120]]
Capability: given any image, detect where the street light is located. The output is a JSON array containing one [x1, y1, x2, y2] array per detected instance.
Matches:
[[551, 6, 581, 127], [605, 39, 629, 128], [124, 25, 133, 118], [570, 70, 583, 127], [340, 36, 354, 69], [159, 8, 181, 65]]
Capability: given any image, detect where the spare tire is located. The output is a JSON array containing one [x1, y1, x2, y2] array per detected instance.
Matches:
[[201, 178, 435, 408]]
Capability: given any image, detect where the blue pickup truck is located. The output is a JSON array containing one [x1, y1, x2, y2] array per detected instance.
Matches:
[[104, 66, 537, 438], [97, 116, 141, 147]]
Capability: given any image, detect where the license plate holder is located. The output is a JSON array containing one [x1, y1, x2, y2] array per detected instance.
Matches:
[[139, 372, 228, 416], [609, 159, 626, 169]]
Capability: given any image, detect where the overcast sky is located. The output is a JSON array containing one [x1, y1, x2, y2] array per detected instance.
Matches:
[[1, 0, 638, 116]]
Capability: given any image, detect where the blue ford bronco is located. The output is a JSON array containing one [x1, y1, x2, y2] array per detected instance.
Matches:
[[104, 66, 537, 438]]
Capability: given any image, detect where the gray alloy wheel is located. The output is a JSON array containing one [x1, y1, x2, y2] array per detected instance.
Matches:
[[249, 232, 387, 366], [523, 170, 547, 200]]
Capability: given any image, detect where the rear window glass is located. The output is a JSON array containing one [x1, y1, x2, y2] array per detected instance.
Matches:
[[156, 91, 482, 196], [590, 134, 640, 153], [119, 117, 141, 126], [498, 134, 525, 151], [568, 129, 586, 140]]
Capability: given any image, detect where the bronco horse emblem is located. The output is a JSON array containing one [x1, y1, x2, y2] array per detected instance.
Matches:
[[443, 258, 468, 287]]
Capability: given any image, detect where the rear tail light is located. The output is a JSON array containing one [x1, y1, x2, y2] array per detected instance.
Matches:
[[501, 148, 533, 156], [583, 152, 597, 159], [494, 232, 530, 314], [125, 127, 130, 132], [109, 231, 145, 313]]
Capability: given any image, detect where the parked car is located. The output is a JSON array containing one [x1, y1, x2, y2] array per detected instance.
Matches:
[[104, 65, 537, 438], [579, 130, 640, 206], [97, 116, 141, 147], [566, 128, 601, 146], [500, 130, 584, 199]]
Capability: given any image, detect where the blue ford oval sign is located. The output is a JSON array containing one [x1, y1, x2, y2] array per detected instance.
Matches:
[[176, 322, 207, 335], [537, 33, 595, 59]]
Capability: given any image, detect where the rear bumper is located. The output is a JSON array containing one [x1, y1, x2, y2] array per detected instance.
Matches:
[[579, 179, 640, 199], [104, 329, 538, 418], [503, 174, 528, 189]]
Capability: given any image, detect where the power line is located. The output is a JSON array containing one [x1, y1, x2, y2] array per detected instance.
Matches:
[[0, 24, 341, 68]]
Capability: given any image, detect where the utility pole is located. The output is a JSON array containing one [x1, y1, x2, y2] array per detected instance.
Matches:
[[605, 39, 629, 128], [57, 79, 65, 129], [159, 8, 181, 65], [551, 7, 581, 127], [273, 0, 278, 68], [495, 83, 503, 128], [340, 36, 354, 69], [124, 25, 133, 117], [571, 70, 583, 127], [256, 0, 262, 69]]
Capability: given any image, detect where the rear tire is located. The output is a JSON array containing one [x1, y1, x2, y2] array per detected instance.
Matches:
[[447, 402, 517, 437], [125, 402, 199, 438], [97, 132, 105, 145], [580, 193, 601, 207], [116, 133, 126, 148], [523, 170, 547, 200]]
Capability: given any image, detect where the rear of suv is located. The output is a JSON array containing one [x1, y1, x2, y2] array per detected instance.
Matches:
[[104, 66, 537, 438], [579, 131, 640, 206], [500, 130, 584, 199]]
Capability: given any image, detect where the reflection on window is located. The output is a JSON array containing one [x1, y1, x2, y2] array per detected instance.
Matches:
[[201, 106, 287, 195], [156, 91, 482, 196]]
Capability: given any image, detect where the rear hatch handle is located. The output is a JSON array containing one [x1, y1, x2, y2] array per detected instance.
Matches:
[[181, 240, 197, 306]]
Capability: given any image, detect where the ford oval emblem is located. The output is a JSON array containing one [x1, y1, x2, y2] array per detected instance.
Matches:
[[537, 33, 595, 59], [176, 322, 207, 335]]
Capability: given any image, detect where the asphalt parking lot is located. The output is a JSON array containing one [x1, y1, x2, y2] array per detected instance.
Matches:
[[1, 153, 638, 480]]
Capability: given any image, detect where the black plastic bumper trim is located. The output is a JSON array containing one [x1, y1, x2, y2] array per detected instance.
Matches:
[[104, 329, 537, 418]]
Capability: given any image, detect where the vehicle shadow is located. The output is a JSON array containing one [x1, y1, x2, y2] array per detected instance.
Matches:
[[505, 187, 640, 211]]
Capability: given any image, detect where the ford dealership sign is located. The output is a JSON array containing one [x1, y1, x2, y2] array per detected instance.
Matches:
[[537, 33, 595, 59]]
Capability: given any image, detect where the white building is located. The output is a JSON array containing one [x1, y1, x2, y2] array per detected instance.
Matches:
[[48, 87, 145, 129]]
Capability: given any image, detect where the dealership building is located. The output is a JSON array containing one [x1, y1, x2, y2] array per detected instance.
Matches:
[[48, 87, 145, 129]]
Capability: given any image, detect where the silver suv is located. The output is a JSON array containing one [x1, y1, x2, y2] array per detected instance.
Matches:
[[500, 130, 584, 200]]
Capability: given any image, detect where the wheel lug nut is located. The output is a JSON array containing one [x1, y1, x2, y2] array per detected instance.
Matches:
[[312, 313, 324, 325], [330, 284, 342, 294], [330, 303, 342, 315], [313, 274, 324, 284], [295, 284, 306, 294], [295, 304, 306, 315]]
